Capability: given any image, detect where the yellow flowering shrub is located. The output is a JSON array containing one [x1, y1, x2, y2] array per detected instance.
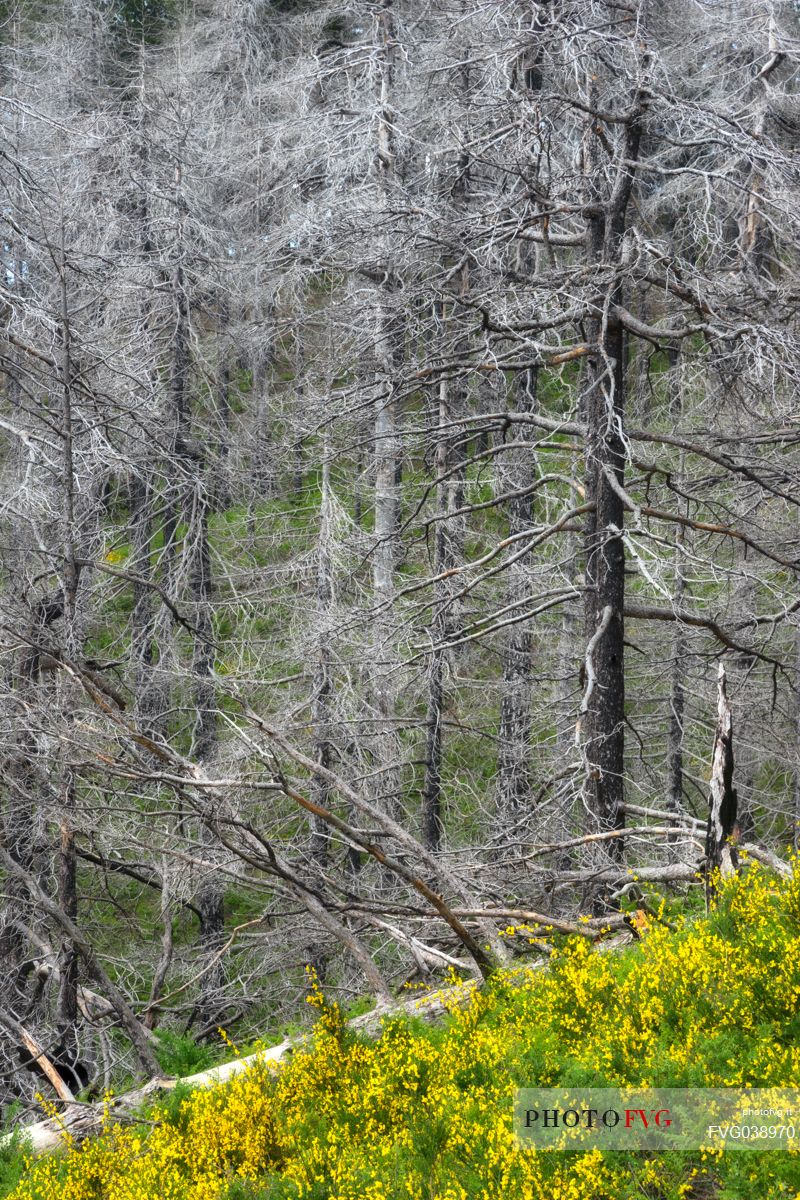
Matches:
[[8, 864, 800, 1200]]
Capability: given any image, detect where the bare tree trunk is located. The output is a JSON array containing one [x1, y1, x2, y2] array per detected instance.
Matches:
[[372, 355, 399, 607], [55, 232, 80, 1057], [0, 593, 59, 1010], [213, 302, 233, 513], [130, 465, 167, 734], [252, 307, 276, 499], [740, 8, 781, 274], [666, 358, 688, 843], [129, 103, 166, 735], [730, 550, 757, 842], [421, 301, 467, 851], [292, 342, 305, 497], [371, 312, 401, 808], [420, 388, 452, 848], [370, 0, 402, 819], [0, 792, 36, 1010], [580, 57, 644, 867], [581, 267, 627, 859], [160, 159, 192, 590], [310, 444, 334, 864], [421, 640, 445, 852], [144, 866, 174, 1031], [130, 471, 165, 733], [161, 257, 191, 585], [190, 489, 225, 1026], [705, 663, 739, 903], [666, 527, 687, 830], [496, 368, 537, 821]]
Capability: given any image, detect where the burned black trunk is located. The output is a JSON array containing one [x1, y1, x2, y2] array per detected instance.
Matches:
[[581, 274, 627, 858], [580, 64, 644, 863]]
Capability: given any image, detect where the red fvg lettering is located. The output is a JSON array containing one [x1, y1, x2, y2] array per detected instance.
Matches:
[[625, 1109, 649, 1129], [624, 1108, 672, 1129]]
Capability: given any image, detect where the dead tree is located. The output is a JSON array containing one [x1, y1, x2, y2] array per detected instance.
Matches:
[[705, 663, 739, 903]]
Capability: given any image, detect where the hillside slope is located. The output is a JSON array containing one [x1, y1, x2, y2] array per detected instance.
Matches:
[[5, 865, 800, 1200]]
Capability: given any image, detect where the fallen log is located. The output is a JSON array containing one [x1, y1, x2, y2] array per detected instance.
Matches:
[[0, 981, 478, 1157], [0, 1009, 75, 1103]]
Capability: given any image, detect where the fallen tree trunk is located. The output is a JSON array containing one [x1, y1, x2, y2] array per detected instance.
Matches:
[[0, 1009, 75, 1103], [6, 830, 789, 1159], [2, 982, 479, 1157], [542, 863, 702, 891], [0, 899, 660, 1158], [618, 804, 790, 877]]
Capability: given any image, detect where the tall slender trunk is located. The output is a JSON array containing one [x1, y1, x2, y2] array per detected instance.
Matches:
[[130, 471, 163, 733], [421, 308, 461, 851], [0, 748, 37, 1008], [161, 256, 191, 584], [370, 0, 402, 817], [292, 342, 305, 497], [371, 308, 401, 814], [161, 158, 192, 590], [2, 591, 66, 993], [730, 548, 757, 842], [190, 488, 225, 1025], [253, 305, 276, 498], [56, 233, 80, 1052], [129, 100, 166, 733], [740, 9, 780, 274], [154, 159, 225, 1027], [556, 460, 582, 757], [311, 445, 334, 865], [496, 368, 537, 821], [213, 305, 233, 513], [581, 244, 627, 859], [666, 524, 687, 829], [666, 356, 687, 844], [580, 59, 644, 866]]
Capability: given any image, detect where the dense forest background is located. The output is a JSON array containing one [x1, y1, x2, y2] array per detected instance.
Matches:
[[1, 0, 800, 1114]]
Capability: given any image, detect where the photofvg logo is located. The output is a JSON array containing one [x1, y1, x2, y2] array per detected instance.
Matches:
[[514, 1089, 800, 1152]]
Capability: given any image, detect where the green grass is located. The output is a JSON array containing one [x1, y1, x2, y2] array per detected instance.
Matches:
[[0, 1109, 30, 1198], [152, 1030, 219, 1078]]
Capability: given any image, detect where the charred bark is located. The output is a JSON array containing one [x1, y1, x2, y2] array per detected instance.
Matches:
[[580, 58, 645, 864]]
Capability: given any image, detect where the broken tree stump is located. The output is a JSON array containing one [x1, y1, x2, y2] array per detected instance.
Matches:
[[705, 662, 739, 904]]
